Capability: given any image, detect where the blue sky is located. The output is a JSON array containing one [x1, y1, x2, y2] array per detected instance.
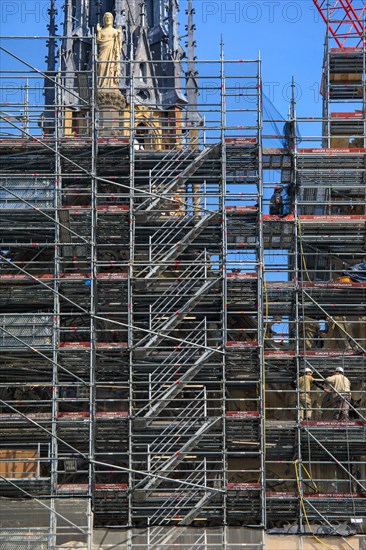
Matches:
[[190, 1, 325, 119]]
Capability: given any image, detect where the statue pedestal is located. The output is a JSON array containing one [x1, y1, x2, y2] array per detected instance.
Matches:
[[99, 107, 121, 137], [97, 90, 126, 138]]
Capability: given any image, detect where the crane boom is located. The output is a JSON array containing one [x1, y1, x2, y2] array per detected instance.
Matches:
[[312, 0, 365, 48]]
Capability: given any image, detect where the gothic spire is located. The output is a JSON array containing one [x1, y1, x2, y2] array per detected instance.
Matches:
[[43, 0, 58, 132], [185, 0, 200, 124]]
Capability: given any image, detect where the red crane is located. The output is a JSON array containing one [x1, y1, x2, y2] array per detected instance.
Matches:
[[312, 0, 365, 48]]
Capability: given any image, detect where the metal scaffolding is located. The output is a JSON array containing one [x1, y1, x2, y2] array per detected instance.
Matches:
[[0, 2, 365, 548]]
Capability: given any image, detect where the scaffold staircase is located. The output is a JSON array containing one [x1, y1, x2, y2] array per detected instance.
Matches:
[[136, 281, 219, 351], [132, 137, 223, 527], [137, 142, 221, 213], [137, 212, 219, 281], [143, 395, 220, 494], [146, 496, 215, 548]]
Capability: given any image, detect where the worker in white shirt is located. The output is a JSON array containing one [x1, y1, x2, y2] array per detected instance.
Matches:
[[324, 366, 351, 421], [298, 367, 322, 420]]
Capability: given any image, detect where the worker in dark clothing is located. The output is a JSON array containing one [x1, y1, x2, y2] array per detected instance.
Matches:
[[269, 186, 284, 216], [341, 261, 366, 283]]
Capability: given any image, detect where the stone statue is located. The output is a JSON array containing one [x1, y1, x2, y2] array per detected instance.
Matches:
[[96, 12, 122, 90]]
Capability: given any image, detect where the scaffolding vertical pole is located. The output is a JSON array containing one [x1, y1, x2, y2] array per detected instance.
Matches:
[[257, 52, 266, 543], [128, 47, 136, 550], [220, 38, 228, 550], [363, 14, 365, 150], [322, 1, 331, 148], [22, 79, 29, 137], [49, 59, 62, 550], [292, 79, 304, 535], [87, 32, 98, 550]]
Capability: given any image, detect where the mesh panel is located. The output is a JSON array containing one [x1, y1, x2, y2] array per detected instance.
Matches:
[[299, 186, 329, 215], [0, 531, 48, 550], [0, 177, 55, 209], [0, 315, 53, 348]]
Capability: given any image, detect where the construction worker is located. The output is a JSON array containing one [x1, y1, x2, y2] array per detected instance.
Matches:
[[269, 186, 284, 216], [298, 367, 321, 420], [324, 366, 351, 421]]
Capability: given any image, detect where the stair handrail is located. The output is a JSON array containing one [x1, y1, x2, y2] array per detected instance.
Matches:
[[148, 389, 206, 460], [148, 319, 206, 397]]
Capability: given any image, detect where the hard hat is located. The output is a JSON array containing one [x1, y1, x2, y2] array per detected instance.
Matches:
[[274, 186, 283, 191], [335, 366, 344, 373], [305, 367, 312, 373]]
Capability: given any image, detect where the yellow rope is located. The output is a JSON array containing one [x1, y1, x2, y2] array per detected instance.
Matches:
[[265, 225, 333, 550], [295, 220, 336, 549], [296, 219, 357, 549], [301, 462, 318, 493], [294, 460, 335, 550]]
